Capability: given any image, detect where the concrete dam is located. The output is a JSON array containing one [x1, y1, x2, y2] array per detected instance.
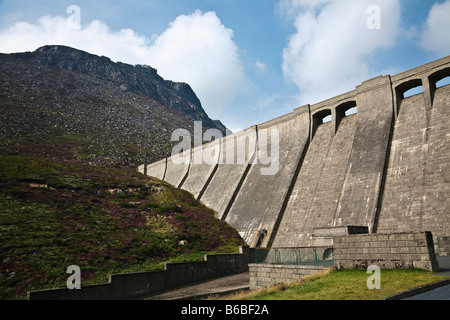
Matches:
[[140, 56, 450, 254]]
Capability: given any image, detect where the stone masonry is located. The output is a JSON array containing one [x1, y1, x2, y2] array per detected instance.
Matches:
[[142, 56, 450, 254], [249, 264, 329, 291], [333, 232, 439, 272]]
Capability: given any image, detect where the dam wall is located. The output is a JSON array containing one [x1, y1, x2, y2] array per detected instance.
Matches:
[[199, 127, 258, 220], [141, 56, 450, 252], [222, 107, 310, 247], [180, 139, 221, 200], [376, 61, 450, 255]]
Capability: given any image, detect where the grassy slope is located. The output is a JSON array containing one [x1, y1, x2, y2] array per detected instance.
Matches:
[[0, 155, 246, 300], [223, 268, 450, 300]]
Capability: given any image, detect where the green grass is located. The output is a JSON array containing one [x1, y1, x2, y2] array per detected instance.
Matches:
[[222, 268, 450, 300], [0, 155, 246, 300]]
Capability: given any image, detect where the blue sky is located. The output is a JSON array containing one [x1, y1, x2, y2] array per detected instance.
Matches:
[[1, 0, 449, 132]]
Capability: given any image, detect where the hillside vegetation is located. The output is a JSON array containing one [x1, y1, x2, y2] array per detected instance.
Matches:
[[220, 268, 449, 300], [0, 155, 245, 300], [0, 45, 242, 300]]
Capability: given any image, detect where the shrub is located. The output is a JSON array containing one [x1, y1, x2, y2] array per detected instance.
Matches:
[[117, 201, 135, 209], [139, 202, 159, 211]]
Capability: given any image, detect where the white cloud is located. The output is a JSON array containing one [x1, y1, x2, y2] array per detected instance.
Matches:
[[145, 10, 247, 118], [281, 0, 401, 105], [420, 0, 450, 57], [255, 60, 267, 72], [0, 16, 150, 63], [0, 10, 247, 120], [276, 0, 330, 19]]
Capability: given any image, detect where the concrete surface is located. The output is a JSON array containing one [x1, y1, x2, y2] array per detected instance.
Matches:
[[403, 282, 450, 300], [386, 257, 450, 300], [143, 56, 450, 251], [140, 272, 250, 300]]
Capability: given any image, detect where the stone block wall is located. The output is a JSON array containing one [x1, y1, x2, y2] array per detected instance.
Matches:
[[437, 237, 450, 256], [333, 232, 439, 272], [248, 264, 329, 290], [376, 84, 450, 252], [28, 247, 254, 300]]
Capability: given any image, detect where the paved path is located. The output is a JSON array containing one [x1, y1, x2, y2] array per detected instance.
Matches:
[[139, 272, 250, 300], [436, 256, 450, 276], [402, 257, 450, 300], [403, 283, 450, 300]]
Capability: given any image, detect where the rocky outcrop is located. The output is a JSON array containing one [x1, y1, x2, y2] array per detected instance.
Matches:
[[0, 45, 227, 167], [30, 45, 226, 132]]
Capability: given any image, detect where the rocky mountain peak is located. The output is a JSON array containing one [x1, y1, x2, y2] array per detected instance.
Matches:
[[30, 45, 223, 129], [0, 45, 227, 167]]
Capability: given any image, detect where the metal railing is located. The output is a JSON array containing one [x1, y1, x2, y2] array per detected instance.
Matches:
[[254, 247, 334, 266]]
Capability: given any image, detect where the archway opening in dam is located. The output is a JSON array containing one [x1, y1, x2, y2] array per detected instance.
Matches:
[[322, 114, 332, 124], [311, 109, 332, 140], [313, 109, 332, 125], [395, 79, 424, 115], [430, 67, 450, 89], [336, 101, 358, 132], [435, 76, 450, 89], [402, 82, 424, 98], [429, 67, 450, 105], [344, 106, 357, 117]]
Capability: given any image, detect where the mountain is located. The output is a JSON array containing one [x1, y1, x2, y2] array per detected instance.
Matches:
[[0, 46, 245, 300], [0, 45, 228, 167], [0, 155, 245, 300]]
